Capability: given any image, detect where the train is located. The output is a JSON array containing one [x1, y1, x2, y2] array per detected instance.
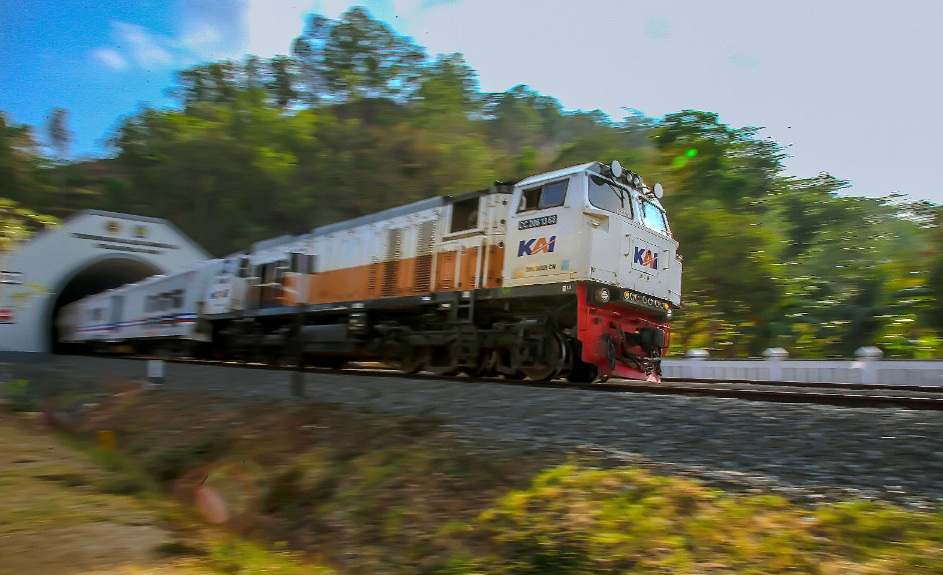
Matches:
[[57, 160, 682, 382]]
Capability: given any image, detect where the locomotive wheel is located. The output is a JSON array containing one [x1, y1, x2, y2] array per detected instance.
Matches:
[[425, 346, 458, 376], [518, 332, 567, 381], [392, 345, 428, 375], [462, 350, 498, 377]]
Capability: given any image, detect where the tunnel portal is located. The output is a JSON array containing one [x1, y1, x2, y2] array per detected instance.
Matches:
[[0, 210, 210, 360], [48, 256, 164, 353]]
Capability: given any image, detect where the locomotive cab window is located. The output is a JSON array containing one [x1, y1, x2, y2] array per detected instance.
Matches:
[[638, 197, 670, 235], [450, 197, 480, 233], [518, 180, 568, 212], [588, 175, 631, 215]]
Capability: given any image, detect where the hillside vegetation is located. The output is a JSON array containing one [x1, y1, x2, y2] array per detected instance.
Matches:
[[3, 7, 943, 358]]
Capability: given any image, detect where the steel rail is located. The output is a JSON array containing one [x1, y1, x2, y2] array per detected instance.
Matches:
[[129, 355, 943, 411]]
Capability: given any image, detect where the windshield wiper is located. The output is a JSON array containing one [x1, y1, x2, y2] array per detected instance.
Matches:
[[591, 175, 625, 207]]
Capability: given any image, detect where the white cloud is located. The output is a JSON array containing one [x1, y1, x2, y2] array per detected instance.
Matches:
[[391, 0, 424, 13], [89, 1, 251, 72], [112, 22, 176, 67], [239, 0, 456, 60], [245, 0, 312, 57], [177, 0, 247, 60], [90, 21, 178, 71], [314, 0, 356, 19], [70, 0, 943, 201], [181, 21, 225, 53], [91, 47, 128, 70], [412, 0, 943, 201]]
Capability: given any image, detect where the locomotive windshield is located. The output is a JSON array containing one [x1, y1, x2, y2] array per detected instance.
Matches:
[[588, 175, 632, 215], [638, 197, 670, 235]]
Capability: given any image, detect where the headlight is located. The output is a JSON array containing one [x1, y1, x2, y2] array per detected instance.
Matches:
[[596, 288, 610, 303]]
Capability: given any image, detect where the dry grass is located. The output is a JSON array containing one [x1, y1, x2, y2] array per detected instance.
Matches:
[[5, 380, 943, 575]]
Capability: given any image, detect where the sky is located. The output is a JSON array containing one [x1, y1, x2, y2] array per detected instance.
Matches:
[[1, 0, 941, 203]]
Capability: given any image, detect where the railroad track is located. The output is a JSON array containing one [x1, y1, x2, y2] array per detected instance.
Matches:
[[130, 355, 943, 411]]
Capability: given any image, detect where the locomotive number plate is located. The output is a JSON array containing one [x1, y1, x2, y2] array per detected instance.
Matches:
[[518, 214, 557, 230]]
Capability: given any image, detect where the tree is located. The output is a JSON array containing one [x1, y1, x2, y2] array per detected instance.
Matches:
[[483, 85, 565, 154], [60, 7, 941, 358], [173, 61, 242, 108], [291, 8, 427, 105], [267, 56, 297, 109], [652, 110, 785, 210], [0, 198, 56, 252], [0, 113, 51, 204], [923, 206, 943, 334], [45, 108, 71, 160], [415, 53, 480, 117], [291, 14, 333, 105]]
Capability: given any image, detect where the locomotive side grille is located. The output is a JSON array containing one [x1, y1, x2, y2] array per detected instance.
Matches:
[[460, 246, 480, 289], [382, 227, 403, 297], [367, 256, 379, 295], [414, 220, 436, 292], [436, 251, 456, 290]]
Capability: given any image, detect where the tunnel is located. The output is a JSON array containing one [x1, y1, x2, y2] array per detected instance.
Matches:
[[48, 255, 163, 353], [0, 210, 210, 360]]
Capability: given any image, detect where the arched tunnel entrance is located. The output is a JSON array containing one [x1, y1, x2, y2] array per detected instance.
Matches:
[[48, 256, 163, 353], [0, 210, 210, 360]]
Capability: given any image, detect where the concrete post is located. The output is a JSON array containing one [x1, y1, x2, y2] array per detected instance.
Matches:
[[683, 349, 709, 379], [146, 359, 165, 387], [854, 346, 883, 385], [763, 347, 789, 381]]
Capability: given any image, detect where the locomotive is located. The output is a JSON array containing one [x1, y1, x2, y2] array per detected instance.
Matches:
[[57, 160, 682, 382]]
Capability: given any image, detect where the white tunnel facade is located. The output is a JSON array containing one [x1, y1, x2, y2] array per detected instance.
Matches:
[[0, 210, 209, 360]]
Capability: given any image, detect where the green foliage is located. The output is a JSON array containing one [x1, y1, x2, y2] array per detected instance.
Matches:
[[0, 198, 57, 251], [1, 6, 939, 357], [0, 113, 55, 205], [292, 7, 427, 105], [456, 465, 943, 575], [143, 431, 231, 484], [205, 538, 327, 574], [2, 378, 33, 411]]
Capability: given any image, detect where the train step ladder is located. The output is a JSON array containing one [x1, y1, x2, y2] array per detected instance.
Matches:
[[452, 292, 478, 364]]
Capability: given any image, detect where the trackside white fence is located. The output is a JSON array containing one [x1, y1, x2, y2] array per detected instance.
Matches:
[[661, 348, 943, 386]]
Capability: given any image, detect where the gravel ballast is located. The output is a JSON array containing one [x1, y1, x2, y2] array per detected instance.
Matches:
[[7, 356, 943, 509]]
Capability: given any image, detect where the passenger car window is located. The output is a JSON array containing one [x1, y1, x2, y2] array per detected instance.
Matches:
[[518, 180, 568, 212], [588, 175, 630, 214]]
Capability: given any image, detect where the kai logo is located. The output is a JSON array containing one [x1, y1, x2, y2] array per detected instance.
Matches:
[[209, 289, 230, 299], [518, 236, 556, 257], [633, 247, 659, 270]]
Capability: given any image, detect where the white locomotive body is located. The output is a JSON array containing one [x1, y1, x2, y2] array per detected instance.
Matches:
[[60, 161, 681, 382], [505, 162, 680, 301]]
